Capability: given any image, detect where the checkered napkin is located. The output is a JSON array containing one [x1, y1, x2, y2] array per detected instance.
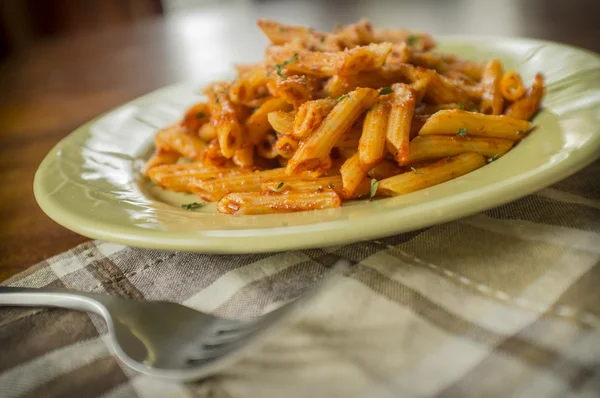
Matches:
[[1, 161, 599, 398]]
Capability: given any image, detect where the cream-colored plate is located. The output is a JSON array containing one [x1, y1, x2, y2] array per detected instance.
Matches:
[[34, 37, 600, 253]]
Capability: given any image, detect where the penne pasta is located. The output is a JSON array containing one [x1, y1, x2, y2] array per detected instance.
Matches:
[[210, 84, 245, 158], [148, 163, 248, 192], [155, 125, 206, 160], [246, 98, 293, 145], [286, 87, 378, 175], [386, 84, 415, 162], [267, 110, 295, 135], [340, 151, 371, 199], [479, 59, 504, 115], [144, 150, 180, 174], [262, 175, 343, 196], [378, 152, 487, 196], [275, 134, 299, 158], [398, 135, 514, 165], [368, 160, 405, 180], [217, 190, 342, 215], [418, 109, 531, 140], [359, 96, 389, 165], [500, 70, 526, 101], [181, 103, 210, 134], [142, 19, 545, 215], [505, 73, 545, 120], [293, 99, 337, 139]]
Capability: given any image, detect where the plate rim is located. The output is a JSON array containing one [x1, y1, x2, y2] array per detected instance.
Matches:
[[33, 35, 600, 253]]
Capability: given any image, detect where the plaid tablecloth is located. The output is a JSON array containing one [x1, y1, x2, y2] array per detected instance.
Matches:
[[1, 161, 599, 398]]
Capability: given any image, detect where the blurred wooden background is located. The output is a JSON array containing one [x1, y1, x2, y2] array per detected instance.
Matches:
[[0, 0, 163, 57]]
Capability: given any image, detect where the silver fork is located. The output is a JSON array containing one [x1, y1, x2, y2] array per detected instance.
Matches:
[[0, 260, 350, 381]]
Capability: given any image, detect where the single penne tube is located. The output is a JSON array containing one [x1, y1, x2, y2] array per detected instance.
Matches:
[[267, 110, 295, 135], [257, 19, 316, 45], [398, 135, 514, 166], [155, 125, 207, 160], [479, 59, 504, 115], [386, 84, 415, 163], [334, 43, 393, 76], [262, 175, 343, 196], [211, 84, 245, 158], [340, 151, 371, 199], [504, 73, 545, 121], [144, 150, 180, 174], [359, 96, 389, 166], [246, 98, 293, 145], [148, 164, 247, 192], [269, 75, 321, 107], [198, 122, 217, 142], [265, 44, 338, 77], [217, 190, 342, 215], [233, 147, 255, 168], [189, 168, 289, 194], [293, 99, 337, 139], [275, 134, 299, 158], [378, 152, 486, 196], [500, 70, 526, 101], [286, 87, 378, 175], [367, 160, 405, 180], [181, 103, 210, 133], [418, 109, 531, 140]]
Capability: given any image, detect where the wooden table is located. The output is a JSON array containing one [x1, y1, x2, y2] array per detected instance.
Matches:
[[1, 0, 598, 281]]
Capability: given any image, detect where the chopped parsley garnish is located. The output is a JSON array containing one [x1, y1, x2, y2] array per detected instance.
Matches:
[[266, 72, 271, 77], [457, 127, 468, 137], [406, 34, 419, 46], [488, 154, 500, 163], [370, 178, 379, 201], [320, 36, 325, 43], [196, 112, 206, 119], [178, 157, 193, 163], [275, 182, 285, 192], [458, 104, 464, 110], [279, 27, 286, 33], [337, 94, 350, 102], [181, 202, 205, 211], [471, 109, 478, 113], [214, 98, 220, 104], [275, 53, 298, 79], [275, 131, 282, 136], [366, 107, 373, 112], [379, 87, 393, 95], [411, 167, 425, 175]]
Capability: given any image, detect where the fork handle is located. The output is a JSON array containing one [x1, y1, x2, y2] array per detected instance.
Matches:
[[0, 286, 108, 315]]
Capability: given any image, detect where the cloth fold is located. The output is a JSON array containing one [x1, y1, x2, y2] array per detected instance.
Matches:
[[1, 161, 599, 398]]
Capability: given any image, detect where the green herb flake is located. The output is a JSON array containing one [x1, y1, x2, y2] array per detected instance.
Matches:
[[366, 107, 373, 112], [196, 112, 206, 119], [148, 180, 156, 187], [379, 87, 393, 95], [320, 36, 325, 43], [488, 154, 500, 163], [406, 34, 419, 46], [275, 182, 285, 192], [411, 167, 425, 175], [458, 104, 464, 110], [178, 157, 193, 163], [275, 131, 283, 136], [370, 178, 379, 201], [181, 202, 205, 211], [279, 27, 286, 33], [457, 127, 468, 137], [470, 109, 478, 113], [266, 72, 271, 78], [275, 53, 299, 79], [214, 98, 220, 104], [337, 94, 350, 102]]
